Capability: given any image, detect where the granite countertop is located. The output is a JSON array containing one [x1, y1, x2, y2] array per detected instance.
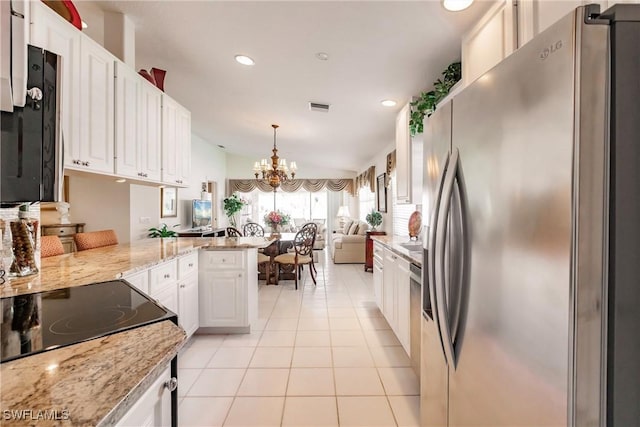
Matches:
[[1, 236, 275, 298], [0, 320, 186, 427], [371, 235, 424, 266]]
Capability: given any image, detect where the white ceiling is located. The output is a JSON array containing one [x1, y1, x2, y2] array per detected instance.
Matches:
[[94, 1, 493, 173]]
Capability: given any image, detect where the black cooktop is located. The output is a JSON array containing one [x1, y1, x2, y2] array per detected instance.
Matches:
[[0, 280, 176, 363]]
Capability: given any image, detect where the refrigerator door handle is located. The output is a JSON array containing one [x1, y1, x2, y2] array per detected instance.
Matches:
[[428, 152, 450, 353], [435, 148, 459, 368]]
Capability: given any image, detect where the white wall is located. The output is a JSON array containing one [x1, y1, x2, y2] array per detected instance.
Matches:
[[74, 2, 105, 46], [67, 174, 131, 243]]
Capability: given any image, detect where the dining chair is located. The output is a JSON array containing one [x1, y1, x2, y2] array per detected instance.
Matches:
[[41, 235, 65, 257], [74, 230, 119, 251], [299, 222, 318, 275], [243, 222, 265, 237], [274, 226, 317, 289], [226, 227, 243, 237]]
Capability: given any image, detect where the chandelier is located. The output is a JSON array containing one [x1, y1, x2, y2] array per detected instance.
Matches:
[[253, 124, 297, 190]]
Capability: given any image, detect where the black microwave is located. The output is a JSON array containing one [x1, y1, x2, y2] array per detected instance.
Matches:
[[1, 45, 61, 204]]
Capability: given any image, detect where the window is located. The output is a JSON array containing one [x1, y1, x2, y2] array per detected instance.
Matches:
[[359, 187, 375, 222], [244, 189, 328, 227]]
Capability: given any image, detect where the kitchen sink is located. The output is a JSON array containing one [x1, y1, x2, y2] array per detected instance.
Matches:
[[399, 241, 423, 251]]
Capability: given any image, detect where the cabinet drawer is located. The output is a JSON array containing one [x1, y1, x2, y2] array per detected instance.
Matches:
[[116, 367, 171, 427], [178, 252, 198, 279], [42, 226, 77, 236], [200, 251, 245, 270], [149, 260, 177, 294]]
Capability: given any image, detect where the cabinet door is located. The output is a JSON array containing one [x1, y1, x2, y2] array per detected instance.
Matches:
[[79, 36, 114, 173], [161, 95, 179, 184], [176, 105, 191, 186], [153, 284, 178, 314], [30, 2, 81, 168], [461, 0, 516, 85], [123, 270, 149, 295], [382, 249, 397, 329], [140, 81, 162, 181], [116, 367, 172, 427], [395, 103, 411, 204], [114, 61, 140, 179], [373, 258, 384, 311], [396, 258, 411, 356], [199, 270, 246, 327], [178, 273, 199, 338]]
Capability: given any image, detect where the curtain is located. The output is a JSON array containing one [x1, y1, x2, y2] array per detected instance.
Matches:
[[355, 165, 376, 194], [386, 150, 396, 188], [228, 179, 355, 196]]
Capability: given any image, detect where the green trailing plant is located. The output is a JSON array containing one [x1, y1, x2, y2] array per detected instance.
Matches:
[[366, 210, 383, 231], [409, 61, 462, 136], [148, 223, 179, 238]]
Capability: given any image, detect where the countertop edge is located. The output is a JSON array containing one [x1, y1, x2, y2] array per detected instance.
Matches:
[[97, 323, 187, 427], [370, 235, 424, 267]]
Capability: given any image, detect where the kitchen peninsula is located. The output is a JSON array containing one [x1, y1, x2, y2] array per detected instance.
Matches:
[[0, 236, 274, 426]]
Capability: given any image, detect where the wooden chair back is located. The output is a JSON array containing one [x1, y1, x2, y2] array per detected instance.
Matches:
[[243, 222, 265, 237], [226, 227, 243, 237]]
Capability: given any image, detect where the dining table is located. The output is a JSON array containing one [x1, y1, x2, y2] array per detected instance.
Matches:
[[259, 233, 298, 285]]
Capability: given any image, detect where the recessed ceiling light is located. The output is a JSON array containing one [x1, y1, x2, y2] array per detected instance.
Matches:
[[115, 178, 127, 183], [381, 100, 397, 107], [235, 55, 255, 66], [315, 52, 329, 61], [442, 0, 474, 12], [218, 144, 226, 149], [81, 21, 88, 29]]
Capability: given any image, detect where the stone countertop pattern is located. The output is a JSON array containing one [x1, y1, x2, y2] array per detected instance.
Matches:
[[0, 320, 186, 427], [371, 235, 424, 266], [2, 236, 275, 298]]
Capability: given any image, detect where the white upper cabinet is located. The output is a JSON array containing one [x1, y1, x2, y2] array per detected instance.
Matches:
[[78, 36, 115, 174], [461, 0, 516, 85], [395, 102, 412, 204], [115, 62, 162, 181], [30, 2, 81, 167], [162, 95, 190, 187]]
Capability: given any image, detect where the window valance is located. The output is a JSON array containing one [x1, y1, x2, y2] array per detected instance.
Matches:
[[355, 166, 376, 194], [227, 179, 355, 196]]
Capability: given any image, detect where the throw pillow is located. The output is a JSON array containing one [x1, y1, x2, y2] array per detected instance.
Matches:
[[343, 220, 353, 234], [348, 221, 359, 235], [357, 221, 368, 235]]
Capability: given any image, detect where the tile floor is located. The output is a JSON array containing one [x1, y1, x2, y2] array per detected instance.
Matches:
[[178, 252, 420, 426]]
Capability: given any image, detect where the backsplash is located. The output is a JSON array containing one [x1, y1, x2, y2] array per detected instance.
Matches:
[[0, 204, 42, 277]]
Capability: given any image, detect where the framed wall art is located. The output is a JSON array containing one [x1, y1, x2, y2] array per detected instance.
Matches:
[[376, 173, 387, 213], [161, 187, 178, 218]]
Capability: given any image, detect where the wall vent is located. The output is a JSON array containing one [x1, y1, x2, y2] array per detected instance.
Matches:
[[309, 102, 330, 112]]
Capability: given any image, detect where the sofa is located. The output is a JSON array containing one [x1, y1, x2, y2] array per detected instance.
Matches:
[[331, 219, 368, 263]]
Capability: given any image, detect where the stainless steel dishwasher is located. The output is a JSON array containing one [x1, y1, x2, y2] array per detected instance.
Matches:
[[409, 262, 422, 379]]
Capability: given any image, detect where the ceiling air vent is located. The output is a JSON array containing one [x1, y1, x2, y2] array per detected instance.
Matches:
[[309, 102, 330, 113]]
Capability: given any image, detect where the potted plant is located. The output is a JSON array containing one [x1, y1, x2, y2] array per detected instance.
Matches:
[[264, 210, 291, 234], [148, 223, 179, 238], [366, 210, 383, 231], [409, 61, 462, 136], [223, 193, 246, 228]]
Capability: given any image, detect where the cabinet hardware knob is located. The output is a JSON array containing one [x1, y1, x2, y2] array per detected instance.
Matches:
[[180, 284, 185, 288], [238, 273, 242, 277], [164, 377, 178, 392], [188, 263, 193, 267]]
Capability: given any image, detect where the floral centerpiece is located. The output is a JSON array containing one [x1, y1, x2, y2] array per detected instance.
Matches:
[[264, 210, 290, 234], [223, 193, 247, 228]]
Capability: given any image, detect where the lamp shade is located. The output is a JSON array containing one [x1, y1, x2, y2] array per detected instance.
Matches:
[[337, 206, 351, 218]]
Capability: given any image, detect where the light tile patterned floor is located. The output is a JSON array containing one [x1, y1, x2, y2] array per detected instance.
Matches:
[[178, 252, 420, 426]]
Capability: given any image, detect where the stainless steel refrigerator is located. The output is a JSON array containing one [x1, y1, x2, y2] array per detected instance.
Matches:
[[421, 5, 640, 426]]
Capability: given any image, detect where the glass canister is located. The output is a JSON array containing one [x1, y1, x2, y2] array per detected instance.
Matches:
[[9, 206, 39, 277]]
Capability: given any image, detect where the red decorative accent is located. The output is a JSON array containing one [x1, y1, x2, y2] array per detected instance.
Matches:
[[42, 1, 82, 30], [138, 69, 156, 86], [150, 68, 166, 92]]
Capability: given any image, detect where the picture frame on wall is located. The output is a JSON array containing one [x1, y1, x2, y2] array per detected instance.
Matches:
[[377, 173, 387, 213], [161, 187, 178, 218]]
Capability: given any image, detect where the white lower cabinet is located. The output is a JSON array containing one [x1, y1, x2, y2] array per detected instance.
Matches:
[[122, 270, 149, 294], [153, 284, 178, 314], [116, 367, 172, 427], [199, 249, 258, 329], [373, 243, 384, 310], [178, 273, 199, 338], [381, 247, 411, 356]]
